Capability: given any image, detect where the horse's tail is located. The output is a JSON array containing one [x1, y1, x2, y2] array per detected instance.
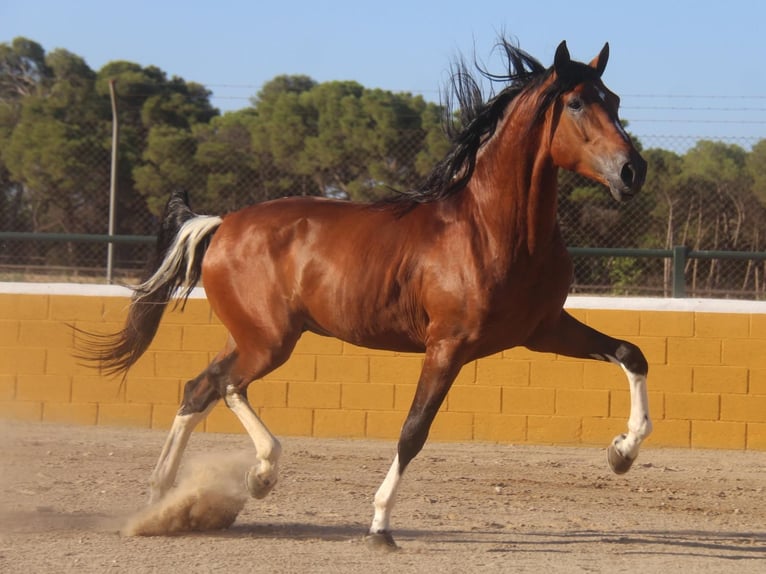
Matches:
[[79, 190, 222, 377]]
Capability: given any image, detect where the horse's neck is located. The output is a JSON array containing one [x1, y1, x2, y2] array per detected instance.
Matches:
[[467, 128, 561, 257]]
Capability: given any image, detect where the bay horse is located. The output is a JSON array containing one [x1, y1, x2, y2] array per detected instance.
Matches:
[[83, 39, 651, 548]]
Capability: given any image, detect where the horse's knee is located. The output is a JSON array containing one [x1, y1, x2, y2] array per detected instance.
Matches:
[[615, 341, 647, 376]]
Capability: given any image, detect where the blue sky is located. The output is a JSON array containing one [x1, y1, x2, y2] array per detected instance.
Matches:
[[2, 0, 765, 148]]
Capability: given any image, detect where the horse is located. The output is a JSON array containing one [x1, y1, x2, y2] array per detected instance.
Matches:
[[82, 39, 651, 548]]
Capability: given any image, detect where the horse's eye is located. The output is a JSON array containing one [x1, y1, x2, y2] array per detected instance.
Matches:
[[567, 98, 583, 112]]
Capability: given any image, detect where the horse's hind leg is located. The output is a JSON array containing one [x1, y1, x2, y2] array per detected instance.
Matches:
[[526, 310, 652, 474], [223, 384, 282, 499], [148, 332, 292, 503], [213, 331, 303, 499], [148, 356, 228, 503]]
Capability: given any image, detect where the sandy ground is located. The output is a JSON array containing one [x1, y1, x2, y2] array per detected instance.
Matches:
[[1, 420, 764, 573]]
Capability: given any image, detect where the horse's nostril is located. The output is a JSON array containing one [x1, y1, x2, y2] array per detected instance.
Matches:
[[620, 163, 635, 187]]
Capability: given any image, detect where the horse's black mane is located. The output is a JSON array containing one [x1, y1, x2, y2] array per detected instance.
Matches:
[[385, 37, 596, 206]]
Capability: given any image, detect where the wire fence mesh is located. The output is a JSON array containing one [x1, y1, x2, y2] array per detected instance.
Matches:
[[2, 88, 765, 297], [2, 36, 765, 296], [2, 130, 765, 298]]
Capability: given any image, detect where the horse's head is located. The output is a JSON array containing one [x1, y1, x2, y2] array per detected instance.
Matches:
[[546, 41, 646, 201]]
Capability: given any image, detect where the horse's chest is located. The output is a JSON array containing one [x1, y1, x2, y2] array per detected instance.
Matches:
[[473, 250, 572, 348]]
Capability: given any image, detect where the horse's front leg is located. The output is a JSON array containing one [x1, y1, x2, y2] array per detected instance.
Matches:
[[367, 338, 465, 549], [527, 310, 652, 474], [603, 352, 652, 473]]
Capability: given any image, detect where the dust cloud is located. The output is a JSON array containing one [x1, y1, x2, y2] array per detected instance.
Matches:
[[122, 451, 251, 536]]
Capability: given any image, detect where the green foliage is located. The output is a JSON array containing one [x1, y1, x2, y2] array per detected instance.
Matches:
[[1, 46, 109, 233], [133, 126, 201, 214], [683, 140, 748, 184], [746, 140, 766, 207], [0, 37, 50, 102], [2, 36, 766, 295], [0, 38, 226, 234], [242, 76, 446, 202], [193, 111, 261, 213], [607, 257, 644, 294]]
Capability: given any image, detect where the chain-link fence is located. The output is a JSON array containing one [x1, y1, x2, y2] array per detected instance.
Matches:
[[560, 134, 766, 298], [2, 37, 765, 297], [2, 124, 765, 297]]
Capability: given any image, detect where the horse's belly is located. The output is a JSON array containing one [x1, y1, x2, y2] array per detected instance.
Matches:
[[303, 316, 426, 354]]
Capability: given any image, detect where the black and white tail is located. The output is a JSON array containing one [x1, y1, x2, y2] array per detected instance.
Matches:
[[79, 191, 222, 376]]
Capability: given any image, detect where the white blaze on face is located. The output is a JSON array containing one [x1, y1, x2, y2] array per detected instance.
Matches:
[[614, 118, 630, 141], [597, 87, 630, 142]]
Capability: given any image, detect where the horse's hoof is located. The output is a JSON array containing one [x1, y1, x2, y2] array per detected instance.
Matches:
[[607, 443, 635, 475], [365, 531, 398, 551], [245, 466, 277, 499]]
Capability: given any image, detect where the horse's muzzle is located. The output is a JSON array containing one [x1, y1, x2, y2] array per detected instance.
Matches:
[[608, 152, 647, 201]]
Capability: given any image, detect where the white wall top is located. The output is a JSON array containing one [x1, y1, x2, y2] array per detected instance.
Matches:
[[2, 282, 765, 313]]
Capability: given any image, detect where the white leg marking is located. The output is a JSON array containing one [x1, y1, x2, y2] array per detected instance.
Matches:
[[148, 403, 216, 503], [370, 455, 402, 534], [608, 356, 653, 460], [225, 387, 282, 498]]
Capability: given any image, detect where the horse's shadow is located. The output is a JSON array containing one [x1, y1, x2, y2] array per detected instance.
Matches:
[[493, 529, 766, 559], [220, 520, 367, 542], [216, 521, 766, 561], [8, 507, 765, 562]]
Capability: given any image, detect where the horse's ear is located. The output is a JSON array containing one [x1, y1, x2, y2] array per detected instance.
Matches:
[[589, 42, 609, 77], [553, 41, 570, 75]]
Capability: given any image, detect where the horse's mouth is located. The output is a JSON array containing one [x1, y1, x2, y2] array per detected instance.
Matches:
[[608, 182, 636, 202]]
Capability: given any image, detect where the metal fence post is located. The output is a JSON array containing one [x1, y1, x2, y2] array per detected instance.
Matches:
[[672, 245, 688, 297], [107, 79, 119, 284]]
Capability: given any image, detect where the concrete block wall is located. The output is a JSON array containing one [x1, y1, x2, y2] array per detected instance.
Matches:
[[2, 284, 766, 450]]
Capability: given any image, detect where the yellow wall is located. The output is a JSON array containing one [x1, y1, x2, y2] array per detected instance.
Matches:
[[2, 288, 766, 450]]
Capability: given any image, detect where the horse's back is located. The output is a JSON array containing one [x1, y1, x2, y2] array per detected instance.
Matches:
[[200, 196, 433, 351]]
